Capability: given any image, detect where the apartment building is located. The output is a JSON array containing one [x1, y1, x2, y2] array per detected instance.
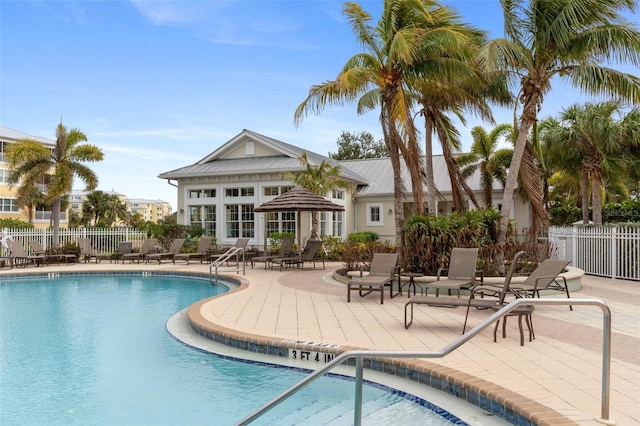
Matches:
[[0, 126, 67, 228]]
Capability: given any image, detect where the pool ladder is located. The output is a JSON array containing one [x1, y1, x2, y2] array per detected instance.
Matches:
[[235, 298, 614, 426], [209, 247, 245, 285]]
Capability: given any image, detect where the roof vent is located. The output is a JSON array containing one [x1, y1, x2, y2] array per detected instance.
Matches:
[[246, 141, 255, 156]]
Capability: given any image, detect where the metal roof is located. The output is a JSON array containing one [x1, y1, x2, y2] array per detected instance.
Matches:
[[159, 129, 368, 183], [0, 125, 55, 146]]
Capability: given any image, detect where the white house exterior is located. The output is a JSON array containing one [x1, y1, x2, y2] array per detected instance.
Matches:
[[159, 129, 531, 248]]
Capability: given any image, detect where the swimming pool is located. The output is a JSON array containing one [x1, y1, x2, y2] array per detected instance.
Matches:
[[0, 273, 472, 425]]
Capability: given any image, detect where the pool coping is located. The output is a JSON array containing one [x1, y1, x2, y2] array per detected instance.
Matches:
[[187, 281, 578, 426], [1, 269, 577, 426]]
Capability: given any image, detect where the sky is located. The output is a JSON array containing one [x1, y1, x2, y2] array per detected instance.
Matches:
[[1, 0, 638, 210]]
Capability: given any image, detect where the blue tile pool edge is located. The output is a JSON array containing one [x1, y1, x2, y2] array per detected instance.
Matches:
[[187, 285, 578, 426]]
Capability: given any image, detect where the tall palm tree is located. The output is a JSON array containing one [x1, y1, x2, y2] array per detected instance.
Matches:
[[541, 101, 640, 225], [286, 152, 348, 239], [481, 0, 640, 260], [412, 46, 512, 215], [458, 124, 514, 208], [295, 0, 485, 249], [6, 123, 104, 246]]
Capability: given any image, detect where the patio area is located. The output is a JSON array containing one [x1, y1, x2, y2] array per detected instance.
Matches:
[[2, 260, 638, 425]]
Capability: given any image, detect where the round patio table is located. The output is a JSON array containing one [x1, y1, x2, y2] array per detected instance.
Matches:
[[400, 272, 424, 298]]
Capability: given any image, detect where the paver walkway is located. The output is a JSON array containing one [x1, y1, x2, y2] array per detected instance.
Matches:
[[2, 260, 638, 425]]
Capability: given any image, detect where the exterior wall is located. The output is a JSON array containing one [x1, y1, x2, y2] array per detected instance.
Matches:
[[178, 178, 349, 249], [353, 196, 397, 244]]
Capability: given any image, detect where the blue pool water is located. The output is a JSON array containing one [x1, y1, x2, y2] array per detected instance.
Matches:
[[0, 273, 467, 425]]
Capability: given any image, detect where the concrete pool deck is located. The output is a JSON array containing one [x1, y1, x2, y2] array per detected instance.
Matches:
[[2, 260, 638, 425]]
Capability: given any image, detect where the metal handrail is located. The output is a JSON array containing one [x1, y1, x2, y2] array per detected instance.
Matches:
[[209, 247, 245, 284], [235, 298, 613, 426]]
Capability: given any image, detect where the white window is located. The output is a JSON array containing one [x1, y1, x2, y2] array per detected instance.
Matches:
[[225, 187, 254, 197], [332, 189, 344, 200], [189, 205, 216, 236], [265, 211, 296, 236], [332, 211, 344, 237], [366, 203, 384, 226], [0, 169, 11, 184], [246, 141, 255, 155], [0, 198, 19, 212], [226, 204, 254, 238]]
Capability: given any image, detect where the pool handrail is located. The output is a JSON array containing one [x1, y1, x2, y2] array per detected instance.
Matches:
[[235, 298, 613, 426], [209, 247, 245, 284]]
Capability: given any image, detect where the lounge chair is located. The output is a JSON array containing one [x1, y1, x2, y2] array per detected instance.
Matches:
[[428, 247, 480, 296], [270, 239, 325, 271], [28, 239, 76, 264], [77, 237, 111, 263], [173, 236, 213, 265], [510, 258, 572, 310], [405, 251, 536, 345], [347, 253, 399, 304], [251, 236, 294, 269], [121, 238, 158, 263], [113, 241, 132, 262], [7, 240, 46, 267], [145, 238, 185, 264]]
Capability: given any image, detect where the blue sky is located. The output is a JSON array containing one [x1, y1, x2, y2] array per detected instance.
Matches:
[[1, 1, 637, 210]]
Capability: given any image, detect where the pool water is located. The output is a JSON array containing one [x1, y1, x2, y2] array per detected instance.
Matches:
[[0, 274, 467, 425]]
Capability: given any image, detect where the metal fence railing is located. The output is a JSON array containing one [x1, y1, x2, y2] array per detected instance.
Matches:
[[0, 228, 148, 256], [549, 225, 640, 281]]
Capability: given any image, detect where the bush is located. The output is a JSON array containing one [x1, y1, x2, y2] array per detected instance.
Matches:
[[403, 209, 535, 276], [0, 218, 33, 229], [347, 232, 379, 243], [341, 241, 396, 271]]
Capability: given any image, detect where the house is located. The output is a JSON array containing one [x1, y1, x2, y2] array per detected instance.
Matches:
[[159, 129, 531, 248]]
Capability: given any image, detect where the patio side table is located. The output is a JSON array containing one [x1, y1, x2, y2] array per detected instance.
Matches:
[[399, 272, 424, 298]]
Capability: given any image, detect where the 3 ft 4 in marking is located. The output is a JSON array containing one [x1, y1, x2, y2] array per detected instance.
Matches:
[[289, 349, 335, 363]]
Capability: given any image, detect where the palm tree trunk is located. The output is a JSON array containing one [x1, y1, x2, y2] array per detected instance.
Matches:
[[580, 168, 590, 224], [381, 106, 406, 255], [52, 197, 61, 247], [520, 141, 548, 238], [498, 105, 537, 269], [424, 121, 437, 216], [591, 171, 603, 226], [438, 127, 479, 212]]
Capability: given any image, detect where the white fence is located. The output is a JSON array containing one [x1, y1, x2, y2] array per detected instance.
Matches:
[[1, 228, 148, 256], [549, 226, 640, 281]]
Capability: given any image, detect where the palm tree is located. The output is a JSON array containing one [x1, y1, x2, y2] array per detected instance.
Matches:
[[295, 0, 485, 249], [481, 0, 640, 260], [6, 123, 104, 246], [83, 190, 110, 225], [14, 183, 46, 225], [540, 101, 640, 225], [286, 152, 348, 239], [104, 195, 128, 227], [412, 46, 512, 215], [458, 124, 513, 208]]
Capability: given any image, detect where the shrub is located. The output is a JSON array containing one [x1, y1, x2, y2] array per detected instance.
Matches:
[[0, 218, 33, 229], [347, 232, 379, 243], [341, 241, 396, 271]]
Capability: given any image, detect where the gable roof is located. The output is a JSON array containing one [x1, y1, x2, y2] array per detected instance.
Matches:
[[159, 129, 368, 183], [158, 129, 492, 197]]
